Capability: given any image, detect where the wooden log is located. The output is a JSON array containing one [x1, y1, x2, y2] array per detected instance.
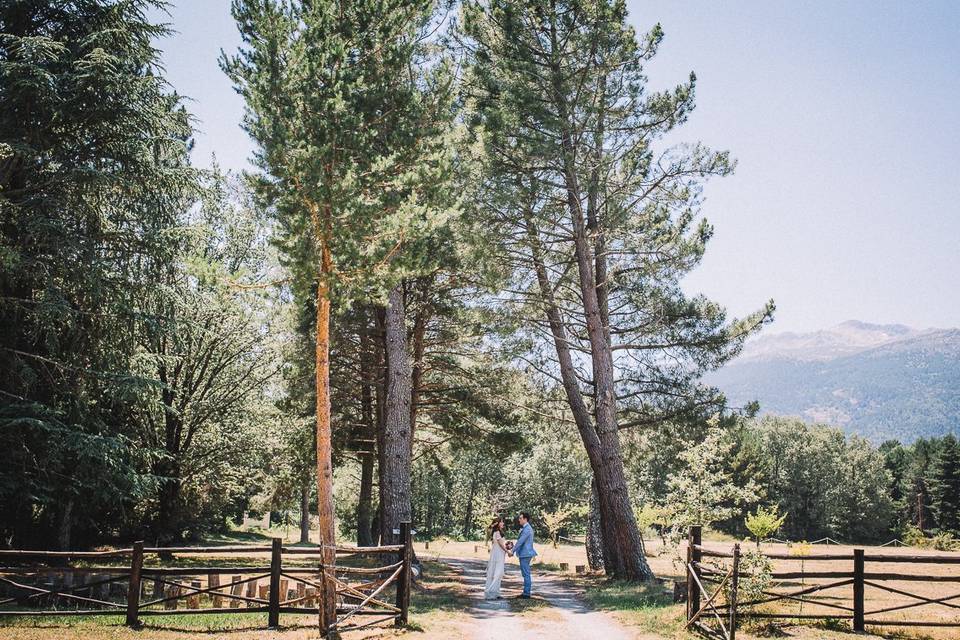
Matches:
[[863, 554, 960, 564], [230, 577, 243, 609], [125, 541, 144, 627], [305, 587, 317, 607], [729, 543, 740, 640], [164, 585, 179, 610], [688, 526, 703, 622], [186, 581, 200, 609], [395, 522, 413, 627], [268, 537, 282, 628], [673, 581, 687, 603], [209, 574, 222, 608], [0, 549, 131, 559], [853, 549, 865, 632]]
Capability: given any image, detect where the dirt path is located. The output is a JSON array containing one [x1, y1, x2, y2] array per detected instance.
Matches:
[[440, 557, 638, 640]]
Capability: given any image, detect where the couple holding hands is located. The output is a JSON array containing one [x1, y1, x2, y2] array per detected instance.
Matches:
[[484, 512, 538, 600]]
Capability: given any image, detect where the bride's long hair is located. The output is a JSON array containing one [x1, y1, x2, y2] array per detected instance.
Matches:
[[487, 517, 505, 541]]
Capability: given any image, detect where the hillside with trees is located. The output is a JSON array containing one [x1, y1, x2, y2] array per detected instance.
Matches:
[[709, 321, 960, 442]]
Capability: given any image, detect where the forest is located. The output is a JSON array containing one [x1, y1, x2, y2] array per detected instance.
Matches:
[[2, 0, 959, 582]]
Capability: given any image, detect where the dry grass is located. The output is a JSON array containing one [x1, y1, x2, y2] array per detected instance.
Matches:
[[0, 561, 473, 640], [4, 534, 957, 639], [415, 537, 960, 640]]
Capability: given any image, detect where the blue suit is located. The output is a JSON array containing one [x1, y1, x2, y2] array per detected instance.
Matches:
[[514, 522, 537, 596]]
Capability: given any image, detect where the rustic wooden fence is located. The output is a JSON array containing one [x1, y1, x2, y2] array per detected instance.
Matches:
[[0, 522, 413, 636], [685, 525, 960, 639]]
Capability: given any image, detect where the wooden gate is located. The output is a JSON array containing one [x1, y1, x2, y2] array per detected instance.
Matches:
[[685, 526, 960, 637], [0, 522, 414, 637]]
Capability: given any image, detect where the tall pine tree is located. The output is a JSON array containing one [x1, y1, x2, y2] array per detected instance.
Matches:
[[462, 0, 772, 579], [223, 0, 459, 624]]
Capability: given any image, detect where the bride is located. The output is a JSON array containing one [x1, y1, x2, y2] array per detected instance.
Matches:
[[484, 517, 511, 599]]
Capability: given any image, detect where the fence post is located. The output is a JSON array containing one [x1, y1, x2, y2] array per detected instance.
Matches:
[[125, 541, 144, 627], [687, 526, 702, 622], [729, 543, 740, 640], [395, 522, 412, 627], [269, 537, 282, 628], [853, 548, 864, 632]]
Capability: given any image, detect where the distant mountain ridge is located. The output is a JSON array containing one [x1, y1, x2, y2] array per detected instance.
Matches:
[[709, 321, 960, 443]]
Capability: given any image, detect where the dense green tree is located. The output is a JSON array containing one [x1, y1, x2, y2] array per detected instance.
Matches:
[[928, 434, 960, 535], [663, 424, 759, 535], [138, 171, 283, 542], [901, 437, 937, 532], [829, 436, 895, 543], [0, 0, 197, 548], [752, 417, 894, 542]]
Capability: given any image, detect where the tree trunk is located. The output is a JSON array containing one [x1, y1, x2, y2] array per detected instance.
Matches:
[[586, 481, 605, 571], [375, 308, 388, 545], [408, 276, 432, 450], [522, 197, 653, 581], [157, 460, 182, 543], [314, 239, 336, 628], [57, 498, 74, 551], [552, 56, 652, 580], [299, 482, 311, 544], [463, 474, 477, 538], [356, 322, 376, 547], [357, 453, 376, 547], [380, 284, 413, 547]]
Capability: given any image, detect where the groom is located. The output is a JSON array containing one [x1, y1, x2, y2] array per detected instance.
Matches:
[[510, 512, 537, 598]]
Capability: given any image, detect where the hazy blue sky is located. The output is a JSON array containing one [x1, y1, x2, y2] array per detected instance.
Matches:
[[150, 1, 960, 334]]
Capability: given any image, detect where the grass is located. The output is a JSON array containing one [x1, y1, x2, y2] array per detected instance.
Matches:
[[508, 595, 551, 617], [0, 561, 470, 640], [579, 577, 686, 638], [408, 561, 472, 615]]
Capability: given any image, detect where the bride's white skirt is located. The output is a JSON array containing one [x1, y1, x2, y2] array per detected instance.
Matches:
[[484, 552, 506, 599]]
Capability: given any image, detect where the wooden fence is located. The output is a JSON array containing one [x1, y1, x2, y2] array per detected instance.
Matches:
[[685, 525, 960, 639], [0, 522, 413, 637]]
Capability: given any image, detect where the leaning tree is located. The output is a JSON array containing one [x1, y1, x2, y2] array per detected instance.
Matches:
[[462, 0, 773, 580]]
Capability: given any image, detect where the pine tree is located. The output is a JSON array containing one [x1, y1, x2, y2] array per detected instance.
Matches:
[[928, 434, 960, 535], [0, 0, 197, 548], [223, 0, 459, 622], [462, 0, 772, 580]]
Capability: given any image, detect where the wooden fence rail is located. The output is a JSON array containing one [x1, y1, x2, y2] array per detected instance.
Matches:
[[0, 522, 413, 637], [685, 525, 960, 639]]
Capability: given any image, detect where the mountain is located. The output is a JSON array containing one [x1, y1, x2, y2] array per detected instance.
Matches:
[[708, 321, 960, 443]]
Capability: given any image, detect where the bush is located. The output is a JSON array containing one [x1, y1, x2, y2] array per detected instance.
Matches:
[[745, 506, 787, 547]]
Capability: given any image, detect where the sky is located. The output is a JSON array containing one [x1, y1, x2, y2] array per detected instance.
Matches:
[[150, 1, 960, 335]]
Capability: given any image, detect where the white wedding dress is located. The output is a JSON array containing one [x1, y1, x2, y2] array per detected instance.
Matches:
[[484, 531, 507, 599]]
